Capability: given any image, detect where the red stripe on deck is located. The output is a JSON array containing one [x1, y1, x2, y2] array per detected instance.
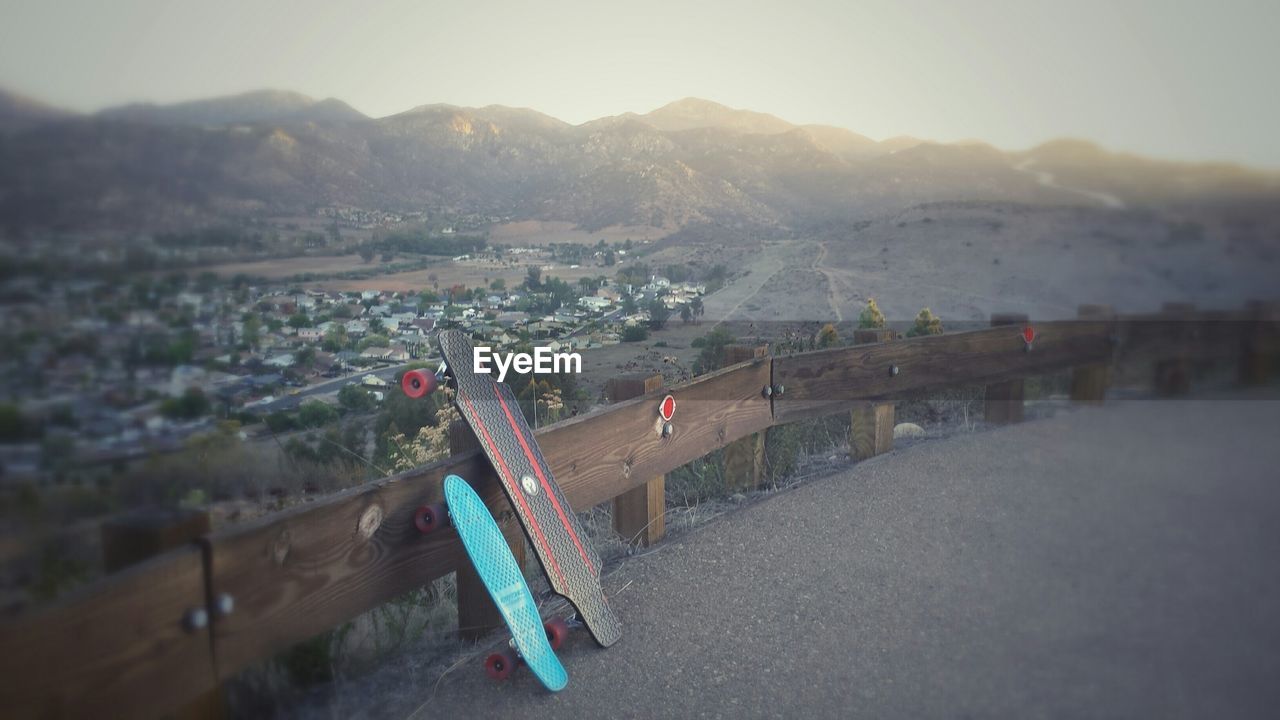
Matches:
[[460, 393, 568, 588], [491, 384, 597, 576]]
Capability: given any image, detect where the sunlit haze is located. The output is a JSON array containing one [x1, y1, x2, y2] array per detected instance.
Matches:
[[1, 0, 1279, 166]]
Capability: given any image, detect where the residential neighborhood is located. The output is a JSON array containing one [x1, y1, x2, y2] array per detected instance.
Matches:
[[0, 251, 709, 483]]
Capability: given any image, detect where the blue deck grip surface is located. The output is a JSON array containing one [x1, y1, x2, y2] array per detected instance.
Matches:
[[444, 474, 568, 692]]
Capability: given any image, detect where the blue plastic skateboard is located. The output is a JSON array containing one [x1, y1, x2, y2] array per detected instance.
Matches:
[[443, 474, 568, 692]]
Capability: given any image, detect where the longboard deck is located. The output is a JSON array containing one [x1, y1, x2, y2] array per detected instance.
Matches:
[[438, 330, 622, 647], [444, 475, 568, 692]]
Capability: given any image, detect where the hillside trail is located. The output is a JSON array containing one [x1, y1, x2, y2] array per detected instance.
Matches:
[[1015, 158, 1126, 209], [812, 241, 845, 324], [702, 242, 787, 326]]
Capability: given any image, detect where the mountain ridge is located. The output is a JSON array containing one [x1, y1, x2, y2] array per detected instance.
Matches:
[[1, 87, 1276, 235]]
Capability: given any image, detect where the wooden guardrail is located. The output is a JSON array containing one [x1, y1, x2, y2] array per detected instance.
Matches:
[[1, 302, 1276, 718]]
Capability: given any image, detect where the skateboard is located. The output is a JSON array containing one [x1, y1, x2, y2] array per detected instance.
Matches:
[[403, 329, 623, 648], [441, 474, 568, 691]]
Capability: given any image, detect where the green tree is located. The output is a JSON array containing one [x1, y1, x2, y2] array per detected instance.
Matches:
[[358, 334, 390, 351], [691, 327, 736, 375], [858, 298, 887, 329], [525, 266, 542, 290], [489, 278, 506, 292], [0, 404, 26, 441], [680, 304, 694, 324], [647, 300, 671, 330], [358, 245, 376, 263], [264, 411, 297, 433], [294, 346, 316, 370], [322, 325, 350, 352], [817, 323, 840, 348], [167, 330, 196, 364], [622, 325, 649, 342], [298, 401, 338, 429], [906, 308, 944, 337], [241, 314, 261, 350], [338, 384, 377, 412], [287, 313, 311, 329], [160, 388, 210, 420]]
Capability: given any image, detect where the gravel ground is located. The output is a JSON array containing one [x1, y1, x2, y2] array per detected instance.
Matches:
[[283, 390, 1280, 719]]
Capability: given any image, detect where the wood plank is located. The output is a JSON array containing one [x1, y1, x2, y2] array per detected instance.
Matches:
[[0, 546, 215, 719], [983, 314, 1029, 424], [723, 431, 765, 491], [850, 329, 896, 458], [539, 358, 773, 510], [1240, 301, 1280, 385], [1070, 305, 1114, 404], [102, 508, 212, 573], [1154, 303, 1194, 396], [773, 320, 1112, 423], [850, 403, 895, 460], [609, 374, 667, 547], [206, 451, 487, 680], [719, 347, 769, 492]]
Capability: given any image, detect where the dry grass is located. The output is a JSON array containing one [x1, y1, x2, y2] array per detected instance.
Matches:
[[203, 254, 378, 279]]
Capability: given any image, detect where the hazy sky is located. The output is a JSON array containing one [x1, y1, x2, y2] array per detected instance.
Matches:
[[2, 0, 1277, 166]]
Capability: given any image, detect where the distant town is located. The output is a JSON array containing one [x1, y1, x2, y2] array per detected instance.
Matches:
[[0, 238, 712, 484]]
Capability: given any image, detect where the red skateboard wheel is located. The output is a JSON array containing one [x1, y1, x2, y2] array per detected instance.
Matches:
[[485, 650, 518, 681], [544, 617, 569, 650], [402, 369, 438, 399]]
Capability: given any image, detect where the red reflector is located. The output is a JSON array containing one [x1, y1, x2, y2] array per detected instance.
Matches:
[[659, 395, 676, 421], [1022, 326, 1036, 344]]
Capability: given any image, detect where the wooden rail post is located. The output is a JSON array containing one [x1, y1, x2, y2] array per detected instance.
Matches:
[[1070, 304, 1114, 404], [984, 313, 1028, 424], [1240, 300, 1278, 386], [721, 345, 769, 491], [608, 373, 667, 547], [101, 508, 224, 719], [1155, 302, 1194, 396], [449, 420, 525, 641], [850, 329, 896, 459]]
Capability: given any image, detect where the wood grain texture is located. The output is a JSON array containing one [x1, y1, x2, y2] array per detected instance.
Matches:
[[850, 403, 895, 460], [773, 321, 1112, 423], [1070, 305, 1115, 404], [983, 314, 1029, 424], [1240, 302, 1280, 385], [609, 374, 667, 547], [723, 431, 765, 491], [540, 358, 773, 510], [850, 330, 896, 459], [0, 546, 215, 719], [206, 451, 487, 680]]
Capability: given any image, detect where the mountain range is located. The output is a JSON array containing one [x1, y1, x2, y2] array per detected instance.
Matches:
[[1, 88, 1276, 235]]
